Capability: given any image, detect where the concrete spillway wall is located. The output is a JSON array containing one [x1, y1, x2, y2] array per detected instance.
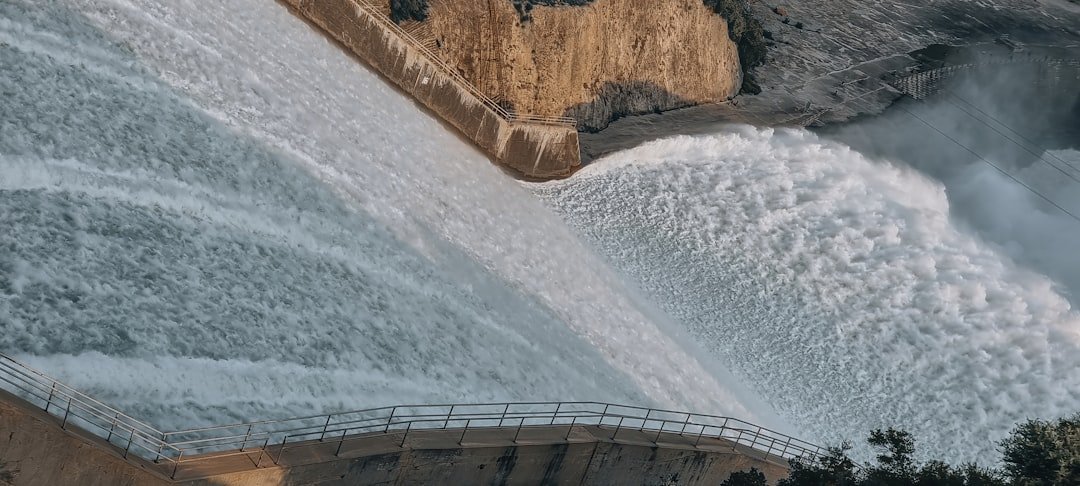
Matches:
[[0, 390, 794, 485], [282, 0, 581, 178]]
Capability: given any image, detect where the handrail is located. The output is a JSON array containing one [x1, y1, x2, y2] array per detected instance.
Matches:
[[0, 354, 184, 474], [0, 352, 823, 479], [325, 0, 576, 127], [893, 57, 1079, 99]]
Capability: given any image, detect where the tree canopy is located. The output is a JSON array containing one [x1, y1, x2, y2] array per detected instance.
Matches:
[[723, 413, 1080, 486]]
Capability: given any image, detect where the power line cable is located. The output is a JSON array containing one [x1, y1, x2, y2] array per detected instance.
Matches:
[[897, 105, 1080, 224], [939, 94, 1080, 186], [946, 89, 1080, 173]]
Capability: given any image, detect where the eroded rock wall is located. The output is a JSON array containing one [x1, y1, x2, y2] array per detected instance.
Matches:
[[425, 0, 742, 131]]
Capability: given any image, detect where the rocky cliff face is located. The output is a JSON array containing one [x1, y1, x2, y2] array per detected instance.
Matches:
[[422, 0, 742, 131]]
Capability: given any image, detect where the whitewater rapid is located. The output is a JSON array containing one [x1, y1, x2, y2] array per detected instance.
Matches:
[[533, 127, 1080, 462], [0, 0, 777, 432], [5, 0, 1078, 467]]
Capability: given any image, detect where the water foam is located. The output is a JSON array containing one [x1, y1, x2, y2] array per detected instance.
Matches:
[[0, 0, 778, 432], [533, 127, 1080, 462]]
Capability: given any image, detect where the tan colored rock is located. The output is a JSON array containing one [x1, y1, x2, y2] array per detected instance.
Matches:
[[424, 0, 742, 131]]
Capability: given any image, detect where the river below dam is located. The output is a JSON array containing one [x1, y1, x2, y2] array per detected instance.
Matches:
[[2, 0, 1079, 465]]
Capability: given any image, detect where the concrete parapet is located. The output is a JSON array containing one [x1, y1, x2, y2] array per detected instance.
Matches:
[[283, 0, 581, 178], [0, 390, 170, 486], [0, 390, 792, 485]]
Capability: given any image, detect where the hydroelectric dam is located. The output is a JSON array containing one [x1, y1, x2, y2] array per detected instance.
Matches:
[[2, 0, 1080, 484]]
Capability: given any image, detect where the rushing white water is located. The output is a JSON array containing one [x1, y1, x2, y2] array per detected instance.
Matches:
[[5, 0, 1078, 467], [0, 0, 779, 432], [533, 127, 1080, 463]]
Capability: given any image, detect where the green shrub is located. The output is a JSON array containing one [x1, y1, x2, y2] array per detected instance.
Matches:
[[389, 0, 428, 23], [777, 415, 1080, 486], [723, 468, 768, 486]]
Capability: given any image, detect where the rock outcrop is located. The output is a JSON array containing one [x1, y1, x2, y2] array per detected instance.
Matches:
[[422, 0, 743, 131]]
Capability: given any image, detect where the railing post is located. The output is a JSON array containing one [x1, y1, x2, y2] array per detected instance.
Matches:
[[612, 417, 624, 441], [276, 434, 288, 465], [170, 450, 184, 480], [600, 404, 610, 427], [781, 437, 793, 458], [399, 421, 412, 448], [256, 437, 270, 467], [512, 417, 525, 444], [551, 403, 561, 425], [44, 382, 57, 413], [106, 412, 120, 441], [654, 420, 666, 443], [564, 416, 576, 441], [459, 419, 470, 445], [764, 437, 776, 458], [384, 407, 397, 434], [642, 408, 652, 433], [123, 428, 136, 458], [335, 429, 348, 456], [498, 403, 509, 427], [319, 414, 332, 441], [749, 426, 762, 450], [444, 405, 454, 429], [61, 398, 72, 429], [694, 425, 708, 447], [241, 424, 253, 451], [678, 413, 691, 436]]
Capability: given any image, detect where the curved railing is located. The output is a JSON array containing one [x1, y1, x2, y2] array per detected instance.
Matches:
[[0, 353, 823, 479], [0, 354, 181, 465]]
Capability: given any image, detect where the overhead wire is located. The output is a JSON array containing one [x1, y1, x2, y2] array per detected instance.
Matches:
[[938, 93, 1080, 186], [896, 104, 1080, 224], [945, 89, 1080, 174]]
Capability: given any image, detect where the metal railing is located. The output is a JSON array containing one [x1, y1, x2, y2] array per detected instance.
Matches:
[[314, 0, 577, 128], [0, 353, 823, 479], [0, 354, 184, 475], [158, 402, 826, 463], [893, 57, 1080, 100]]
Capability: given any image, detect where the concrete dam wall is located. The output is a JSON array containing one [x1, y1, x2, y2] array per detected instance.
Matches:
[[282, 0, 581, 178], [0, 390, 800, 485], [0, 352, 820, 485]]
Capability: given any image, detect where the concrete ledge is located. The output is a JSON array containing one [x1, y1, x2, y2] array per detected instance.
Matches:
[[1, 390, 792, 485], [282, 0, 581, 178]]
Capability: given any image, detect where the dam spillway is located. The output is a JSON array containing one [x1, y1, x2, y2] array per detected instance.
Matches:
[[2, 0, 1080, 471]]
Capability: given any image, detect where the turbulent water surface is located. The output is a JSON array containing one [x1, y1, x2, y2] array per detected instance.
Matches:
[[3, 0, 1079, 466], [534, 128, 1080, 462], [0, 0, 773, 432]]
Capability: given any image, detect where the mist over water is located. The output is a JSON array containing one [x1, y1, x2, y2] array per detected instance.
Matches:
[[0, 0, 776, 431], [533, 125, 1080, 463], [824, 65, 1080, 306]]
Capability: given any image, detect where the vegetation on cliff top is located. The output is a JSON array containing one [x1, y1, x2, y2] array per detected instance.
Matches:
[[511, 0, 595, 23], [390, 0, 429, 23], [723, 413, 1080, 486]]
